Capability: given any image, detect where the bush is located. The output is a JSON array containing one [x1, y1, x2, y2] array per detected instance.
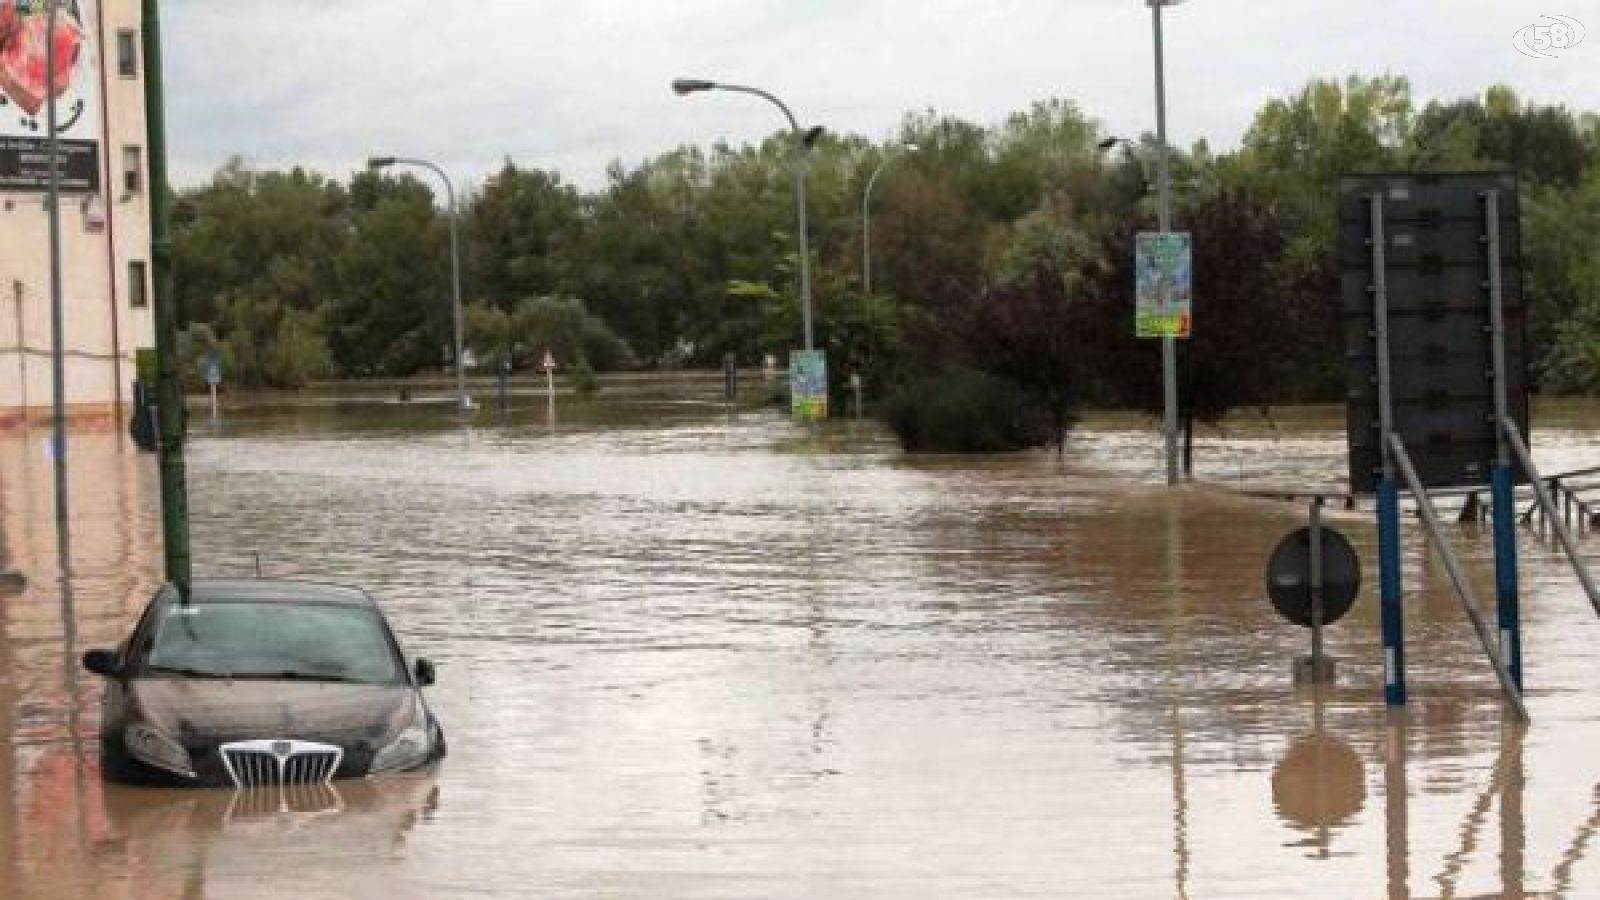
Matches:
[[571, 358, 600, 395], [883, 366, 1054, 452]]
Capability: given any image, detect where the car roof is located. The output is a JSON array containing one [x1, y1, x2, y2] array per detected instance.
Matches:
[[170, 578, 377, 607]]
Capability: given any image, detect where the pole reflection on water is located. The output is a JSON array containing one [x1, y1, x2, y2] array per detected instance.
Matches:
[[5, 399, 1600, 895]]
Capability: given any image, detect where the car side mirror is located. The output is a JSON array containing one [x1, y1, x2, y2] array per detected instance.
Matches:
[[414, 658, 436, 686], [82, 649, 121, 678]]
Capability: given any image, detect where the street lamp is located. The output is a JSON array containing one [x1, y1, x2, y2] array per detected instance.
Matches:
[[861, 143, 918, 295], [366, 156, 468, 412], [1151, 0, 1183, 486], [672, 78, 820, 350]]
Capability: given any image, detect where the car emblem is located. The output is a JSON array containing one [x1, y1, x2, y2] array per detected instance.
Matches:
[[272, 740, 293, 759]]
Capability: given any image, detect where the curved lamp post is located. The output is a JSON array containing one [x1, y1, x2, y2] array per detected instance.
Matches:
[[672, 78, 821, 350], [367, 155, 468, 412], [861, 143, 917, 296]]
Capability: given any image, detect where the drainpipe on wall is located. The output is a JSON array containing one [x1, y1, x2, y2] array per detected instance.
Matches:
[[11, 281, 23, 413], [94, 0, 123, 411]]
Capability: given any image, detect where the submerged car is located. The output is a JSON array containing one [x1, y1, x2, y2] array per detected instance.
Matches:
[[82, 578, 445, 788]]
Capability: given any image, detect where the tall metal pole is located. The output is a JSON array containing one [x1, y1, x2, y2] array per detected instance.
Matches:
[[795, 142, 813, 351], [46, 0, 69, 537], [680, 82, 813, 350], [441, 171, 466, 411], [366, 157, 466, 410], [1485, 190, 1522, 691], [862, 156, 891, 296], [1372, 194, 1405, 708], [145, 0, 192, 596], [1152, 0, 1179, 486]]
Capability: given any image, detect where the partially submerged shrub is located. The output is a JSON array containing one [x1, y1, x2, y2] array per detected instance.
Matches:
[[883, 366, 1054, 452]]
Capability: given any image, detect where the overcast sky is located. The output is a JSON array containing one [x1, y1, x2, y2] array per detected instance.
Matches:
[[162, 1, 1600, 192]]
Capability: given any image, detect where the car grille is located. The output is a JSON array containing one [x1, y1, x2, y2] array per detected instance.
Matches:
[[226, 781, 344, 821], [220, 740, 343, 789]]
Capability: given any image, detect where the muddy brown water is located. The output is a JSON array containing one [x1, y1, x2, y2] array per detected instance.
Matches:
[[4, 391, 1600, 898]]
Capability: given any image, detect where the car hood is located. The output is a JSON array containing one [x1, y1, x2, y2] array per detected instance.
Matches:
[[130, 678, 415, 747]]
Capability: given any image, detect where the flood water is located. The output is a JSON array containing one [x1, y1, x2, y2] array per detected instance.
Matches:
[[5, 384, 1600, 898]]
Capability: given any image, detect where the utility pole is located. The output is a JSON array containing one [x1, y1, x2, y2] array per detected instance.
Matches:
[[1152, 0, 1180, 485], [143, 0, 191, 596], [45, 0, 68, 539]]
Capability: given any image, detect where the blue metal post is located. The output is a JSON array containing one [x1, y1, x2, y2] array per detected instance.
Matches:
[[1371, 191, 1406, 708], [1485, 190, 1522, 692], [1491, 466, 1522, 691], [1378, 477, 1406, 706]]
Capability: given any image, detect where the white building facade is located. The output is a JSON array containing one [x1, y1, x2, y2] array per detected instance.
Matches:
[[0, 0, 153, 428]]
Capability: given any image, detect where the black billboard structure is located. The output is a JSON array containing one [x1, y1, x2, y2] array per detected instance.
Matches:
[[1337, 172, 1537, 720], [1339, 172, 1528, 494]]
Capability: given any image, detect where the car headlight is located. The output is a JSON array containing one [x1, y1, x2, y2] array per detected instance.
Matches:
[[124, 723, 196, 779], [370, 722, 431, 775]]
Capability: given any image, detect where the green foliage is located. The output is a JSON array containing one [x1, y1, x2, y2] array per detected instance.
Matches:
[[178, 323, 221, 389], [1528, 170, 1600, 392], [883, 366, 1053, 452], [570, 358, 600, 395], [173, 74, 1600, 406], [1077, 190, 1333, 420]]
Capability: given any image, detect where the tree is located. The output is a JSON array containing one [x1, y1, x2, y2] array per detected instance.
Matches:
[[1078, 190, 1334, 472], [331, 178, 450, 376], [1411, 87, 1590, 186], [467, 162, 585, 306], [1235, 74, 1413, 259]]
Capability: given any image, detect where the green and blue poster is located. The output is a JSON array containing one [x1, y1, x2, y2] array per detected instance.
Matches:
[[1135, 232, 1192, 339], [789, 349, 828, 421]]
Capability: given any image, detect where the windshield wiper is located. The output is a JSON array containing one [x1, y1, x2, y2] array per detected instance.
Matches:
[[230, 670, 362, 683], [146, 664, 233, 679]]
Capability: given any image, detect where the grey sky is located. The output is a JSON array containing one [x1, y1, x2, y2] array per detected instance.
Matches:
[[163, 1, 1600, 191]]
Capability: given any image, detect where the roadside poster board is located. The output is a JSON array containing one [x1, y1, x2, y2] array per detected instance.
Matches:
[[0, 0, 102, 193], [789, 349, 828, 421], [1135, 232, 1192, 339]]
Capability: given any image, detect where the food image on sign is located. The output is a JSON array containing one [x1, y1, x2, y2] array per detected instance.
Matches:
[[1135, 232, 1193, 339], [0, 0, 100, 193], [0, 0, 84, 117]]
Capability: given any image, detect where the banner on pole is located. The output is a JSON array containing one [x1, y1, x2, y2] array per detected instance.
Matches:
[[1134, 231, 1192, 339], [789, 349, 828, 421]]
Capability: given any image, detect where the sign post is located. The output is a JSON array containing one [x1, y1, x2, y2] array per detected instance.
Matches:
[[1266, 507, 1361, 685], [1485, 189, 1522, 691], [541, 349, 556, 403], [204, 354, 221, 421]]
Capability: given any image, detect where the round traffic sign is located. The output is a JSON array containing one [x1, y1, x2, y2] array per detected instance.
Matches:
[[1265, 526, 1361, 628]]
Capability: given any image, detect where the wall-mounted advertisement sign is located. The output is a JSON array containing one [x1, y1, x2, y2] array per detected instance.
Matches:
[[1135, 231, 1192, 339], [0, 0, 101, 192]]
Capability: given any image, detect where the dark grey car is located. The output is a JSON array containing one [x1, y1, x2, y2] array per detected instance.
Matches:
[[82, 579, 445, 788]]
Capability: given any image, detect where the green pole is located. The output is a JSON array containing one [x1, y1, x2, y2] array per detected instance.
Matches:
[[142, 0, 191, 597]]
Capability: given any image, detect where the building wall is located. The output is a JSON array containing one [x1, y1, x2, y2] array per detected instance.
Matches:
[[0, 0, 153, 427]]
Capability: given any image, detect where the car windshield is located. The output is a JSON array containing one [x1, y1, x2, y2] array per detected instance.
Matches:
[[145, 601, 403, 684]]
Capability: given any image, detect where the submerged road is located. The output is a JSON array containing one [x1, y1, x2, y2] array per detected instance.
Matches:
[[3, 393, 1600, 897]]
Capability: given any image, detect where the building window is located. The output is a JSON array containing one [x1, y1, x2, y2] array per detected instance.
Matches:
[[123, 145, 142, 195], [117, 29, 138, 78], [129, 261, 148, 309]]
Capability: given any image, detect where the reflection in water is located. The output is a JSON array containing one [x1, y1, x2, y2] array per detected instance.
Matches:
[[4, 399, 1600, 895], [1382, 720, 1545, 900], [1272, 727, 1366, 856]]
